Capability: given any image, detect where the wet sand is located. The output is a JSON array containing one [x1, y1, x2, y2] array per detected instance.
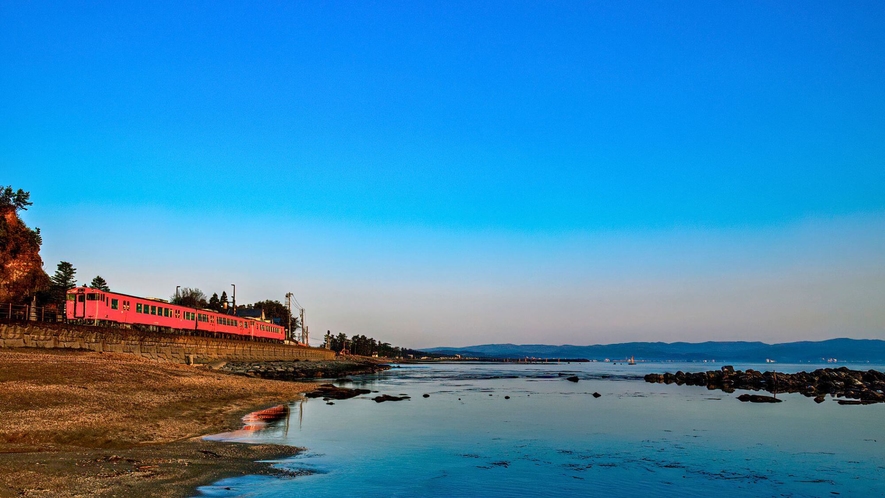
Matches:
[[0, 348, 315, 497]]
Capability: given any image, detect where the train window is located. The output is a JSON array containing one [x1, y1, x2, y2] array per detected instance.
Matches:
[[87, 294, 98, 301], [150, 305, 156, 315], [136, 303, 142, 313], [66, 294, 75, 301], [111, 299, 119, 310]]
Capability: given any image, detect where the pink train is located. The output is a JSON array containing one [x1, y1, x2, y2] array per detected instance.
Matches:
[[65, 286, 286, 342]]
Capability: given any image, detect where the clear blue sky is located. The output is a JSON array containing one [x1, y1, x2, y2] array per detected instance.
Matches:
[[3, 1, 884, 347]]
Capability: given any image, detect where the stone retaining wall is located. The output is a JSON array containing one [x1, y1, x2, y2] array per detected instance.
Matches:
[[0, 323, 335, 364]]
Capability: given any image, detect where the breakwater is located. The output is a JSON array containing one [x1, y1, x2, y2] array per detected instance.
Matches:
[[644, 366, 885, 404], [0, 322, 335, 364]]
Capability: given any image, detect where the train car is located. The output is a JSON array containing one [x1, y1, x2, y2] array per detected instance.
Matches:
[[65, 286, 286, 342]]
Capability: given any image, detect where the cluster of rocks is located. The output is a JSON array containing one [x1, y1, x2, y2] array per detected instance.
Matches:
[[221, 359, 390, 380], [645, 366, 885, 404], [304, 384, 412, 404]]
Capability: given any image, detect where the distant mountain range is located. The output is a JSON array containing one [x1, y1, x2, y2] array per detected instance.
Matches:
[[424, 338, 885, 363]]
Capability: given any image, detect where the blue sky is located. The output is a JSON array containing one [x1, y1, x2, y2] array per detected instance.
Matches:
[[2, 1, 884, 347]]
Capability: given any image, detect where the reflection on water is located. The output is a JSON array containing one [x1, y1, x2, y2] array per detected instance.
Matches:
[[199, 362, 885, 497], [209, 404, 291, 438]]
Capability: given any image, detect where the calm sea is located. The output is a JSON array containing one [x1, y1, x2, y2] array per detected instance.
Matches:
[[200, 362, 885, 497]]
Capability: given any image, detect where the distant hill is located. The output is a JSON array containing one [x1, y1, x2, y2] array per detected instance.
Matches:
[[424, 339, 885, 363]]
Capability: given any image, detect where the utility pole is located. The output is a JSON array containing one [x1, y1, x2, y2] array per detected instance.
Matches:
[[285, 292, 293, 342], [230, 284, 236, 313], [300, 308, 305, 345]]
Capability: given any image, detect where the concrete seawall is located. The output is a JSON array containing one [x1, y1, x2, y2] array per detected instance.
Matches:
[[0, 322, 335, 364]]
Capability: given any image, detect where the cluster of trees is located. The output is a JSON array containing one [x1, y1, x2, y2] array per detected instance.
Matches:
[[325, 332, 423, 358], [170, 288, 233, 311], [250, 299, 300, 330], [43, 261, 111, 304], [172, 289, 236, 312], [0, 186, 33, 212]]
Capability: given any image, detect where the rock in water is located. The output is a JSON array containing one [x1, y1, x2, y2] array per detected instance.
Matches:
[[592, 392, 601, 398], [422, 394, 430, 398], [814, 395, 826, 404], [306, 384, 371, 400], [566, 376, 579, 383], [373, 394, 410, 403], [837, 399, 879, 405], [737, 394, 782, 403]]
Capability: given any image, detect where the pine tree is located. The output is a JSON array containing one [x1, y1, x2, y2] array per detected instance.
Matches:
[[49, 261, 77, 304], [0, 186, 32, 212], [89, 275, 110, 292], [50, 261, 76, 289], [220, 291, 229, 309], [208, 292, 220, 311]]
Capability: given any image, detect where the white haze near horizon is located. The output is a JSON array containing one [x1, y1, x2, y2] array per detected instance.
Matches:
[[29, 207, 885, 349]]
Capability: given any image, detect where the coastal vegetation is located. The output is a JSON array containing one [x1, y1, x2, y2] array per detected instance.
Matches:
[[0, 186, 48, 304], [325, 331, 429, 358]]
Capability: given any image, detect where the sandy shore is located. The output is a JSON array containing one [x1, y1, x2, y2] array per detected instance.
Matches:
[[0, 348, 316, 497]]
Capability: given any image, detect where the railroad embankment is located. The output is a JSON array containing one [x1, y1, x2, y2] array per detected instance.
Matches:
[[0, 322, 335, 363]]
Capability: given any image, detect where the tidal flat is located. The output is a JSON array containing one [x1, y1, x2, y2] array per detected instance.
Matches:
[[205, 362, 885, 497], [0, 349, 315, 497]]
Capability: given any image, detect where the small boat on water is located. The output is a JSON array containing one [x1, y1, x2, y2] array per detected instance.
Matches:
[[628, 356, 636, 366]]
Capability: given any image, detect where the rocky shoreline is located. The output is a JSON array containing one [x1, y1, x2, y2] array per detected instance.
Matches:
[[644, 366, 885, 404], [219, 357, 391, 380]]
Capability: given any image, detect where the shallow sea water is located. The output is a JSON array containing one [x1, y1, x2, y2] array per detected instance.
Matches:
[[200, 362, 885, 497]]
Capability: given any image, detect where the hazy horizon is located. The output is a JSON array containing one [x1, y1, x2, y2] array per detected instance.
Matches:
[[4, 2, 884, 348]]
